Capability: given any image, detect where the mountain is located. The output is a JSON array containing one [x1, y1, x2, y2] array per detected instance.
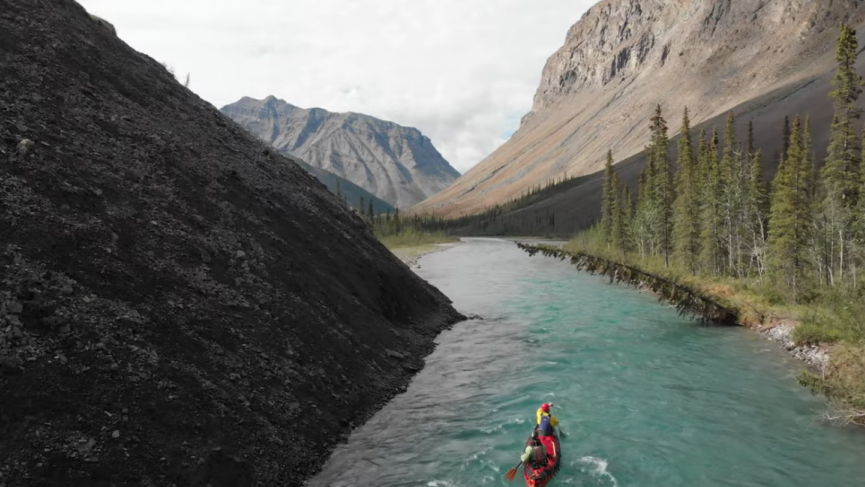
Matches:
[[221, 97, 461, 209], [415, 0, 865, 217], [439, 34, 865, 237], [0, 2, 463, 486]]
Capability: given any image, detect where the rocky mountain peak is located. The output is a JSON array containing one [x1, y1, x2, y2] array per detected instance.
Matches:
[[222, 97, 460, 208], [527, 0, 839, 124]]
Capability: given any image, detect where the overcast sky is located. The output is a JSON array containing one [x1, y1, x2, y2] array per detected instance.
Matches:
[[78, 1, 592, 173]]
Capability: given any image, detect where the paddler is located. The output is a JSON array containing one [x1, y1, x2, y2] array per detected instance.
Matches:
[[536, 402, 559, 437], [520, 430, 547, 468]]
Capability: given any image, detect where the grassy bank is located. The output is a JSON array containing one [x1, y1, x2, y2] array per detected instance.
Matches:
[[375, 228, 458, 249], [561, 230, 865, 426], [375, 229, 458, 269]]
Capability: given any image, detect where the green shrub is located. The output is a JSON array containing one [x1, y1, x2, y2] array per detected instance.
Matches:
[[89, 14, 117, 36], [799, 345, 865, 425], [794, 319, 844, 345], [375, 228, 456, 249], [790, 289, 865, 345]]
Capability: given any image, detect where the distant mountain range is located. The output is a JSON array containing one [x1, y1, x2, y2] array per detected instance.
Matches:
[[221, 96, 460, 209]]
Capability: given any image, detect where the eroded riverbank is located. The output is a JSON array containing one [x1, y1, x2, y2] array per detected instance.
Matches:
[[516, 243, 833, 370]]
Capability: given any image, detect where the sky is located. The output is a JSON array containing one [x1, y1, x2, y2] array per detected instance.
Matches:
[[78, 0, 593, 173]]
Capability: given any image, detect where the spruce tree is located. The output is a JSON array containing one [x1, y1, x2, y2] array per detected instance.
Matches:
[[368, 199, 375, 221], [853, 128, 865, 287], [768, 116, 814, 301], [672, 107, 699, 272], [700, 128, 723, 275], [649, 105, 674, 266], [359, 197, 365, 217], [601, 150, 616, 245], [747, 120, 755, 157], [635, 169, 651, 257], [694, 128, 709, 214], [693, 129, 709, 263], [746, 150, 769, 279], [805, 116, 818, 198], [611, 173, 625, 253], [622, 184, 635, 254], [336, 178, 342, 198], [820, 23, 864, 284], [783, 116, 791, 159], [721, 112, 740, 275]]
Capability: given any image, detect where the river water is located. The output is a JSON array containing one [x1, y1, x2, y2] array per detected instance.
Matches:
[[309, 238, 865, 487]]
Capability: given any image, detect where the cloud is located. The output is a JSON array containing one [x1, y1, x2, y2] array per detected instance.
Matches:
[[78, 0, 594, 173]]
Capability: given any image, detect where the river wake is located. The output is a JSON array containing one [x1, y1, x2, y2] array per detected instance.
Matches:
[[579, 456, 619, 486]]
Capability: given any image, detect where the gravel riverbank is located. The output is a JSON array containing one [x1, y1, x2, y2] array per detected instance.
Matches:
[[391, 243, 460, 269]]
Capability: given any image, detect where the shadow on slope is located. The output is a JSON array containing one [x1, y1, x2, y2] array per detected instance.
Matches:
[[0, 1, 462, 486], [295, 160, 395, 212]]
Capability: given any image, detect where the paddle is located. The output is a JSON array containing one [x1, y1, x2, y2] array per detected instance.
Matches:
[[505, 461, 522, 481]]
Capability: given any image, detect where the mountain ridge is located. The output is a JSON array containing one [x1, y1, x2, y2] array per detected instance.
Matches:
[[415, 0, 865, 217], [440, 45, 865, 237], [222, 96, 460, 209]]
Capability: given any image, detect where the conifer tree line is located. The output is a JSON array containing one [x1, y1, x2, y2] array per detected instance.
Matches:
[[598, 24, 864, 302], [335, 169, 580, 236], [382, 172, 586, 236]]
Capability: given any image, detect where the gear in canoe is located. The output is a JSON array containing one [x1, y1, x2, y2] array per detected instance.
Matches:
[[522, 427, 561, 486]]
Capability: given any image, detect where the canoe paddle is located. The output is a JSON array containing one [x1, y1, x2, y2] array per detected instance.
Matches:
[[505, 461, 522, 481]]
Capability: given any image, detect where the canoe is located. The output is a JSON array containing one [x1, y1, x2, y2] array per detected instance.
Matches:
[[522, 430, 561, 487]]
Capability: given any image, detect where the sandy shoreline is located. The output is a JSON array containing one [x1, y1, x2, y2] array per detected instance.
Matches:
[[390, 242, 459, 269]]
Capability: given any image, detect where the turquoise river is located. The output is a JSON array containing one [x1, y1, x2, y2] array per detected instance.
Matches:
[[308, 238, 865, 487]]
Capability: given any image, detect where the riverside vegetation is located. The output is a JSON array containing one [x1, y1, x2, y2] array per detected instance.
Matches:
[[338, 197, 456, 249], [569, 24, 865, 425]]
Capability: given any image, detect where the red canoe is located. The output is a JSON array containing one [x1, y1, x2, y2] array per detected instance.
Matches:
[[522, 432, 561, 487]]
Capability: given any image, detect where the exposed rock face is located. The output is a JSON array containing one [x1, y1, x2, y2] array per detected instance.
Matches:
[[0, 1, 463, 486], [417, 0, 865, 216], [222, 97, 461, 209]]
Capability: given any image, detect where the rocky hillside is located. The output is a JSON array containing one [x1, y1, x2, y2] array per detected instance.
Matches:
[[0, 2, 463, 486], [221, 97, 461, 209], [441, 41, 865, 237], [416, 0, 865, 217]]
